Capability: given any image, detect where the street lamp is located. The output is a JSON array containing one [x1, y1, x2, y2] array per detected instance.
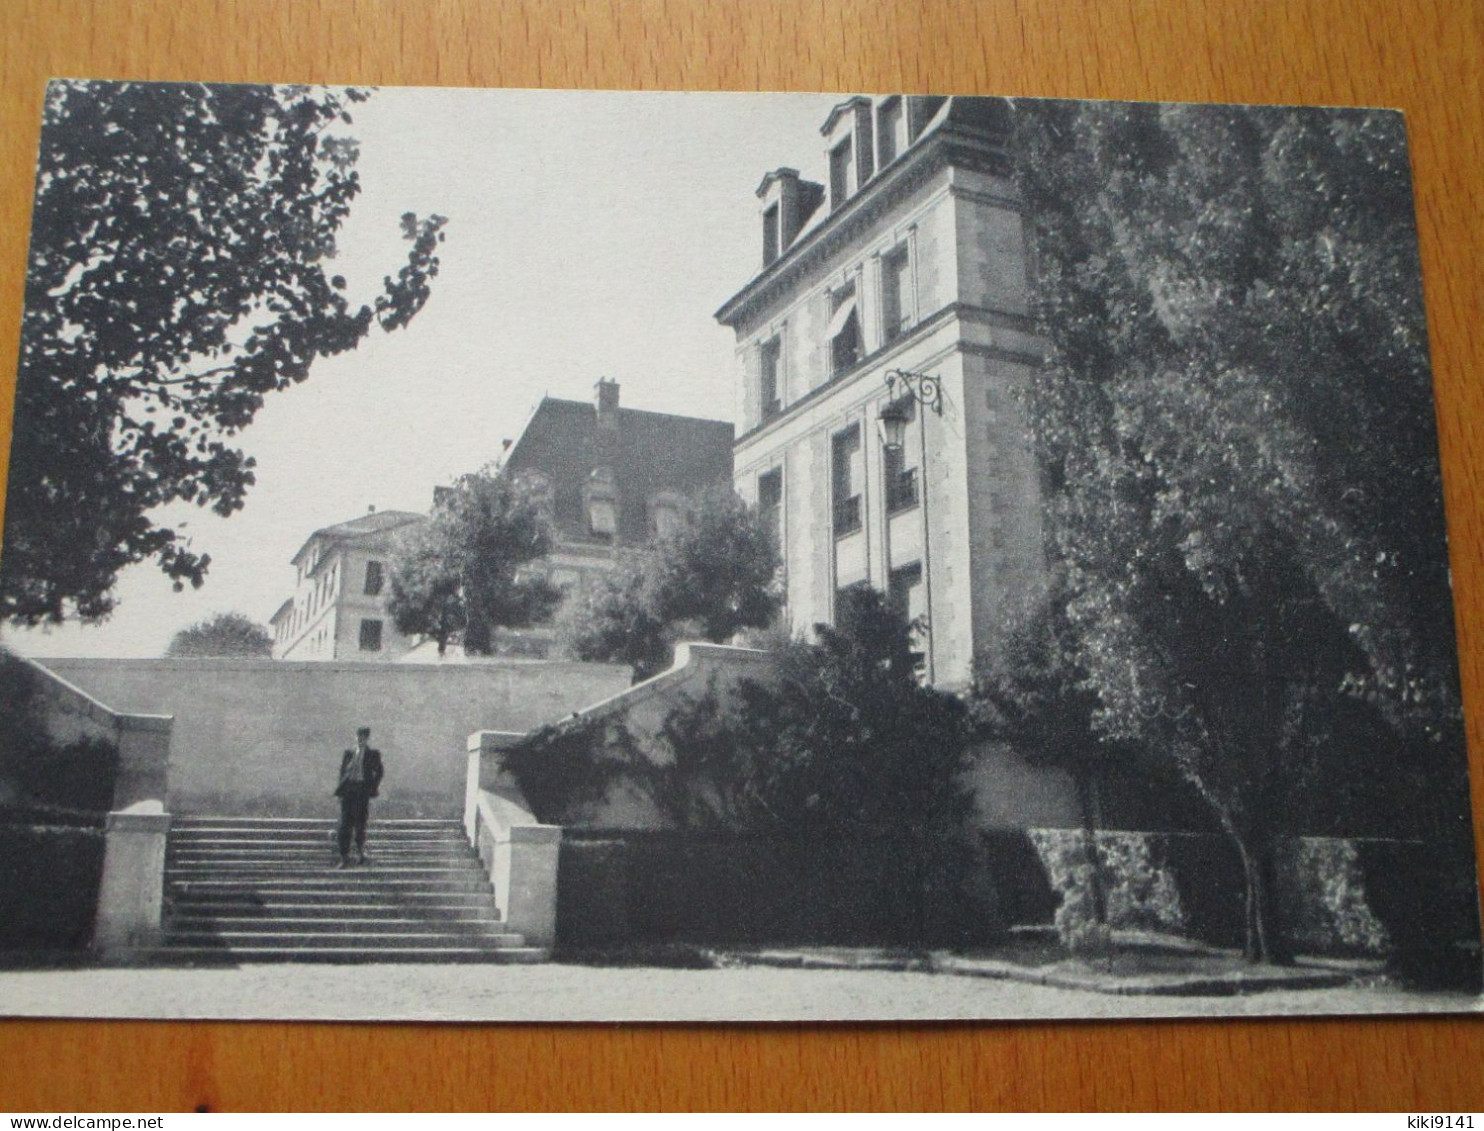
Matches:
[[878, 368, 943, 683], [878, 368, 943, 449]]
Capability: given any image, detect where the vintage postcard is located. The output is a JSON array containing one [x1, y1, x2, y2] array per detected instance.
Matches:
[[0, 83, 1478, 1021]]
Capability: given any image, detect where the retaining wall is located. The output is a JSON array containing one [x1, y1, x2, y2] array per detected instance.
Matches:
[[39, 657, 631, 817]]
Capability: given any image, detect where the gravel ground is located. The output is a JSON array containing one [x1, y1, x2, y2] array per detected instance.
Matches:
[[0, 963, 1478, 1022]]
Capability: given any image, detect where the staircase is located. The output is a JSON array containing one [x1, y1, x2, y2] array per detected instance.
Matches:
[[159, 816, 545, 963]]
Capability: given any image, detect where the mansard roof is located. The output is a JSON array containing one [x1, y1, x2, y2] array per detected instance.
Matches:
[[500, 394, 734, 547]]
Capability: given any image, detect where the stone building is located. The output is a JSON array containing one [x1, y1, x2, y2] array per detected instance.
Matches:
[[716, 95, 1048, 688], [495, 379, 735, 606], [269, 381, 734, 661], [269, 508, 426, 661]]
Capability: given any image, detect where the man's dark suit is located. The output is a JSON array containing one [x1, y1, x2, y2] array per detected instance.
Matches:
[[334, 745, 384, 862]]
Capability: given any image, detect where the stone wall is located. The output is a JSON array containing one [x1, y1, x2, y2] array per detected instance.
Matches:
[[39, 657, 632, 817]]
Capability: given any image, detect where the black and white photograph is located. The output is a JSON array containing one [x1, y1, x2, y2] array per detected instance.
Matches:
[[0, 82, 1478, 1022]]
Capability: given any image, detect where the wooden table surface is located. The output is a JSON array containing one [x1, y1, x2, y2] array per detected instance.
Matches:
[[0, 0, 1481, 1112]]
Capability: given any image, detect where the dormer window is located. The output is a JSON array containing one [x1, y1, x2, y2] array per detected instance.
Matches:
[[877, 96, 906, 167], [649, 490, 686, 541], [829, 139, 853, 211], [828, 282, 862, 377], [584, 467, 619, 537], [762, 203, 780, 266], [821, 96, 875, 211]]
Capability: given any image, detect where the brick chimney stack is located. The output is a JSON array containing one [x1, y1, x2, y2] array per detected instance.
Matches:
[[595, 378, 620, 432]]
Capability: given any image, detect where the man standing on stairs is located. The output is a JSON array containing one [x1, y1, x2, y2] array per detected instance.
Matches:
[[334, 725, 385, 868]]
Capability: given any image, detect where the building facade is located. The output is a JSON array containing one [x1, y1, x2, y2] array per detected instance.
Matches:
[[716, 95, 1048, 688], [270, 509, 426, 661]]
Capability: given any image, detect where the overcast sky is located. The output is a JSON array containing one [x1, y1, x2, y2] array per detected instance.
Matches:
[[2, 87, 842, 658]]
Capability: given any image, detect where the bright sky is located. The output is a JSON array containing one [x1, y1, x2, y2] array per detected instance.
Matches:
[[2, 87, 843, 658]]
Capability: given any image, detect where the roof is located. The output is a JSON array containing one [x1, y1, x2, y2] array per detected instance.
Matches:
[[716, 95, 1012, 327], [501, 396, 734, 547], [290, 509, 426, 567]]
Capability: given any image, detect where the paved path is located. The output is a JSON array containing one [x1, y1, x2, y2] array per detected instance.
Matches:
[[0, 963, 1476, 1022]]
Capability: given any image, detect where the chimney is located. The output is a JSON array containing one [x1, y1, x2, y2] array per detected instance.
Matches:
[[594, 378, 620, 433]]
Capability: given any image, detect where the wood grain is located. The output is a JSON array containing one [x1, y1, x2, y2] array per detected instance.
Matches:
[[1, 0, 1481, 1111]]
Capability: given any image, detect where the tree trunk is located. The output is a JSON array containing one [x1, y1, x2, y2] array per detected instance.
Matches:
[[1232, 831, 1292, 966], [1074, 769, 1108, 927]]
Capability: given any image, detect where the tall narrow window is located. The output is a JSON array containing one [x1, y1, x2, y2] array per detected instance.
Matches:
[[762, 203, 780, 266], [758, 467, 783, 550], [359, 618, 383, 652], [832, 425, 863, 537], [829, 138, 853, 211], [877, 97, 905, 167], [363, 560, 384, 596], [883, 399, 920, 513], [880, 245, 913, 342], [828, 283, 862, 377], [888, 562, 927, 674], [585, 467, 619, 537], [760, 337, 782, 421]]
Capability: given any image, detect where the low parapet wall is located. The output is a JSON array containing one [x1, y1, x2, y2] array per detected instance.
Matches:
[[39, 657, 631, 818], [10, 656, 174, 957]]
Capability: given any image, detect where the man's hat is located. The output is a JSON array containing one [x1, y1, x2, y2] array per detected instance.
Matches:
[[356, 726, 371, 738]]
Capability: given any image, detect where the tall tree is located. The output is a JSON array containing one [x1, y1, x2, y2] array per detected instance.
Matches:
[[386, 469, 561, 656], [971, 591, 1123, 933], [1014, 100, 1469, 962], [562, 486, 780, 680], [2, 81, 446, 625], [164, 611, 275, 658]]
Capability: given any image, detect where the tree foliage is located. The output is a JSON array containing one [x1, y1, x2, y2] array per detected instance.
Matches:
[[2, 81, 447, 626], [561, 486, 781, 681], [507, 587, 980, 940], [386, 469, 562, 655], [1013, 100, 1469, 962], [164, 611, 274, 658]]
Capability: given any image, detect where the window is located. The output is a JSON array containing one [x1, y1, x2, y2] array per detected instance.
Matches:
[[884, 398, 920, 512], [880, 244, 913, 342], [762, 203, 780, 266], [358, 618, 383, 652], [363, 560, 384, 596], [888, 563, 927, 673], [888, 562, 924, 625], [828, 283, 862, 377], [585, 467, 619, 537], [650, 493, 684, 540], [758, 467, 783, 549], [760, 337, 782, 421], [829, 138, 853, 210], [877, 97, 905, 167], [832, 425, 863, 537]]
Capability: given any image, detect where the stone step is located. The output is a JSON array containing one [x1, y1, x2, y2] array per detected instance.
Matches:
[[168, 849, 477, 865], [168, 916, 511, 934], [170, 890, 497, 909], [168, 881, 494, 899], [163, 930, 527, 948], [152, 946, 548, 964], [171, 819, 459, 833], [157, 814, 538, 966], [166, 863, 488, 878], [168, 834, 467, 848]]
